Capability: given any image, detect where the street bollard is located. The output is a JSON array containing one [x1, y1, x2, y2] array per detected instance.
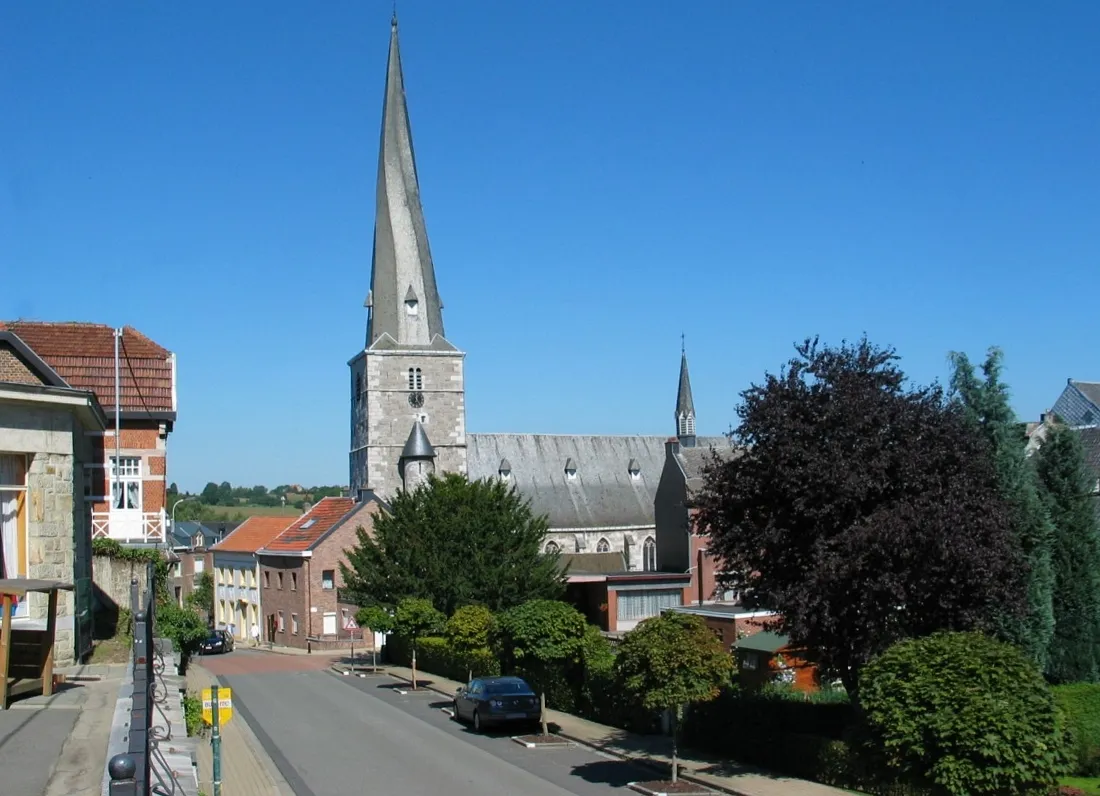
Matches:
[[107, 754, 138, 796]]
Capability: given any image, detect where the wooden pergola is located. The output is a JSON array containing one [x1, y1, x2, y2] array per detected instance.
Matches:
[[0, 579, 74, 709]]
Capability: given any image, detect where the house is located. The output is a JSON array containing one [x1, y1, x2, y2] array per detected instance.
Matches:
[[0, 330, 111, 665], [257, 495, 384, 649], [561, 552, 692, 634], [1049, 380, 1100, 428], [654, 375, 740, 603], [664, 603, 779, 651], [733, 631, 819, 694], [0, 322, 177, 546], [167, 521, 239, 607], [211, 517, 294, 642]]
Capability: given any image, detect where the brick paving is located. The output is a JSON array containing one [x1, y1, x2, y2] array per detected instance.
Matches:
[[383, 665, 855, 796], [186, 660, 295, 796]]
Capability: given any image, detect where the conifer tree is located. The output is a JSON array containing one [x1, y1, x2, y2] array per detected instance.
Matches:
[[1035, 424, 1100, 683], [948, 348, 1055, 671]]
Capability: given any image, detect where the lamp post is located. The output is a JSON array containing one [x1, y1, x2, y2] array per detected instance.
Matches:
[[170, 495, 199, 535]]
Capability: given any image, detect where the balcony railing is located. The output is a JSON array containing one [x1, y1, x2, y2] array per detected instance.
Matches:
[[92, 511, 167, 544], [215, 585, 259, 603]]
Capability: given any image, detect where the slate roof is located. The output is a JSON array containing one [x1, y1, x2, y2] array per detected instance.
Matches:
[[1075, 381, 1100, 410], [559, 552, 628, 575], [1051, 379, 1100, 428], [401, 420, 435, 459], [212, 516, 296, 554], [676, 439, 740, 494], [365, 19, 446, 349], [1078, 427, 1100, 478], [676, 353, 695, 417], [467, 434, 669, 529], [171, 521, 240, 550], [262, 497, 357, 553], [0, 322, 174, 415]]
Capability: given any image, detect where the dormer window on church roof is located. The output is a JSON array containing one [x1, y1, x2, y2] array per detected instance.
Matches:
[[628, 458, 641, 479], [498, 458, 512, 481], [564, 458, 577, 480], [405, 286, 419, 316]]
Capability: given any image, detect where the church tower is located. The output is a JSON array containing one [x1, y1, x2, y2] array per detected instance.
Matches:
[[349, 17, 467, 498], [675, 343, 697, 448]]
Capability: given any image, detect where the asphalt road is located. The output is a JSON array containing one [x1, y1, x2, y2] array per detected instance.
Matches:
[[212, 651, 655, 796]]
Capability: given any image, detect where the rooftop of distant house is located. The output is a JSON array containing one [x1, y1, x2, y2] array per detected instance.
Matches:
[[261, 496, 358, 554], [213, 516, 296, 554]]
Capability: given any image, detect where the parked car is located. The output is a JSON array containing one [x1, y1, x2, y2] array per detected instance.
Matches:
[[452, 676, 541, 732], [199, 629, 233, 655]]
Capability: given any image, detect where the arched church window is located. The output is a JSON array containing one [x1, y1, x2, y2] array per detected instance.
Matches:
[[545, 541, 560, 556], [596, 538, 610, 553], [407, 368, 423, 391], [643, 537, 657, 571]]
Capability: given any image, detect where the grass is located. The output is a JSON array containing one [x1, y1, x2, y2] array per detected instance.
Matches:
[[1062, 777, 1100, 795], [88, 633, 133, 664], [204, 504, 301, 518]]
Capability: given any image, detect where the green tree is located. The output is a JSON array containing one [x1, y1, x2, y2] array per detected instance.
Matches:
[[216, 481, 234, 506], [186, 571, 215, 621], [949, 347, 1055, 670], [356, 604, 395, 636], [168, 482, 179, 496], [200, 482, 220, 505], [340, 473, 564, 616], [445, 605, 496, 682], [860, 631, 1069, 795], [394, 598, 444, 691], [697, 337, 1025, 698], [495, 600, 588, 710], [615, 613, 733, 783], [1036, 424, 1100, 683]]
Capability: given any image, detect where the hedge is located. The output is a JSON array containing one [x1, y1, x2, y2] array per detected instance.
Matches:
[[1054, 683, 1100, 775], [384, 635, 500, 682]]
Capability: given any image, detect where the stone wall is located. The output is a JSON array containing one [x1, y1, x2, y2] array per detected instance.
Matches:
[[92, 555, 152, 612]]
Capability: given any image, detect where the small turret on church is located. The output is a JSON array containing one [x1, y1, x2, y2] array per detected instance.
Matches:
[[676, 345, 697, 448], [399, 420, 436, 493], [348, 17, 467, 500]]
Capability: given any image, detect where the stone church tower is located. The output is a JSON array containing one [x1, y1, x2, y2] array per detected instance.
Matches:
[[349, 18, 466, 498]]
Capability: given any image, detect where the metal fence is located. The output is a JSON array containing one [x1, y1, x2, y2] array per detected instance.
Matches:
[[106, 562, 181, 796]]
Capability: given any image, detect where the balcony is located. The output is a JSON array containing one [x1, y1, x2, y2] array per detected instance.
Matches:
[[91, 510, 166, 544], [215, 585, 258, 604]]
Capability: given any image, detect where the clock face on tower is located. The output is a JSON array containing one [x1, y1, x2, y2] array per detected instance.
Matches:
[[408, 391, 424, 408]]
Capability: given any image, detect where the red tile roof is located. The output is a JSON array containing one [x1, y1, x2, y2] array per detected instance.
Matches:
[[263, 497, 357, 553], [212, 516, 297, 554], [0, 322, 174, 413]]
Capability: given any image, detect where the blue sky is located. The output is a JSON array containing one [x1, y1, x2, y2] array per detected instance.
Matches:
[[3, 2, 1098, 491]]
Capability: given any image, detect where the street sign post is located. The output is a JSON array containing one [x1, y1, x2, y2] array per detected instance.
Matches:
[[202, 686, 233, 796]]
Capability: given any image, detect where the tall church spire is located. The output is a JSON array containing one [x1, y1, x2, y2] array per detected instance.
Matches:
[[366, 18, 446, 348], [676, 338, 696, 447]]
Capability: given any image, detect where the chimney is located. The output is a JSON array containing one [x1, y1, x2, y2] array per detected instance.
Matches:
[[301, 501, 312, 515]]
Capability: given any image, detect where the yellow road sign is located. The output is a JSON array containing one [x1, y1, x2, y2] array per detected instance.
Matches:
[[201, 687, 233, 726]]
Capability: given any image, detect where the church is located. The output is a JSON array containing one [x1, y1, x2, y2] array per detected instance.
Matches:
[[348, 19, 731, 582]]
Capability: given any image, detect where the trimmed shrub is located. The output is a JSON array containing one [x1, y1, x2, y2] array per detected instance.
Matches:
[[385, 635, 499, 682], [1054, 683, 1100, 775], [860, 631, 1069, 795]]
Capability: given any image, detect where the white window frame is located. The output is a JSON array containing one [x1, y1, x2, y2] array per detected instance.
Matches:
[[407, 367, 423, 391], [643, 537, 657, 572], [291, 613, 299, 635], [194, 558, 205, 574], [109, 456, 142, 511], [616, 588, 682, 622], [596, 538, 611, 553], [277, 611, 285, 633], [321, 570, 335, 590], [0, 453, 28, 590]]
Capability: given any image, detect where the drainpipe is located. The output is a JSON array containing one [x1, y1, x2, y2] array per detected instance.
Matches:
[[114, 328, 122, 521], [697, 547, 704, 606]]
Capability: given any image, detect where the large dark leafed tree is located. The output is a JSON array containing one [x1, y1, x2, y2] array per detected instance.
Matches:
[[1035, 424, 1100, 683], [949, 347, 1055, 671], [695, 337, 1026, 698], [340, 473, 565, 616]]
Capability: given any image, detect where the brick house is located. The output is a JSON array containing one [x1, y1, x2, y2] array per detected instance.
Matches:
[[257, 495, 384, 649], [0, 329, 110, 664], [0, 322, 177, 546], [165, 521, 239, 609], [654, 436, 740, 605], [211, 517, 294, 643], [561, 552, 693, 634]]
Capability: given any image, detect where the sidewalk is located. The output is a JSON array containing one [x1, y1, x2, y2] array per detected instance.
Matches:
[[186, 663, 295, 796], [380, 664, 854, 796]]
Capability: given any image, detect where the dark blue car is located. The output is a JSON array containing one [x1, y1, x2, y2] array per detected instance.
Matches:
[[452, 676, 541, 732]]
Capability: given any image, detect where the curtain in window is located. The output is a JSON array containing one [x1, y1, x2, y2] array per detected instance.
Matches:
[[0, 455, 23, 580], [616, 589, 683, 621]]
